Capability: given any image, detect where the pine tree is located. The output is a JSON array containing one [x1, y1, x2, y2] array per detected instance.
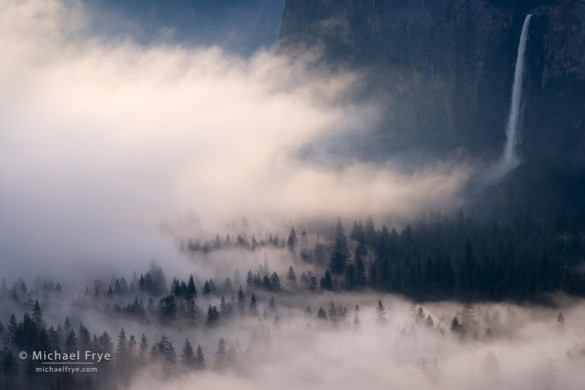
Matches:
[[186, 297, 198, 322], [152, 336, 176, 365], [205, 305, 220, 328], [47, 326, 60, 351], [328, 301, 338, 322], [344, 264, 356, 291], [138, 334, 149, 366], [220, 296, 228, 315], [246, 271, 254, 288], [158, 295, 177, 320], [5, 314, 17, 350], [116, 328, 128, 363], [320, 270, 333, 291], [350, 220, 364, 242], [195, 345, 205, 370], [376, 299, 387, 323], [215, 338, 227, 370], [187, 274, 196, 299], [237, 286, 246, 315], [365, 216, 377, 247], [149, 261, 167, 296], [2, 348, 18, 387], [97, 331, 113, 355], [128, 335, 137, 365], [330, 218, 350, 274], [171, 278, 180, 297], [32, 300, 43, 327], [180, 339, 196, 369], [65, 329, 77, 353], [268, 296, 277, 315], [287, 227, 297, 253], [450, 317, 465, 338], [202, 280, 211, 295], [248, 294, 259, 317], [354, 244, 368, 287], [415, 306, 426, 324], [425, 315, 434, 328], [223, 277, 234, 295], [270, 272, 281, 291], [287, 266, 297, 289], [78, 322, 91, 350]]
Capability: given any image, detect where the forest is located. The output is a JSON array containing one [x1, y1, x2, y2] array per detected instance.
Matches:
[[1, 212, 583, 390]]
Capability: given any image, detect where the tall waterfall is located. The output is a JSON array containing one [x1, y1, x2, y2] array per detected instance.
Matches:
[[502, 14, 533, 168]]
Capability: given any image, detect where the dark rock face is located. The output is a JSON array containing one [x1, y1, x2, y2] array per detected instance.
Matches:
[[524, 1, 585, 167], [279, 0, 585, 166]]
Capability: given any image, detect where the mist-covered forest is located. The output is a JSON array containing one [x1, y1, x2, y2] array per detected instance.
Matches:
[[2, 214, 585, 389], [1, 0, 585, 389]]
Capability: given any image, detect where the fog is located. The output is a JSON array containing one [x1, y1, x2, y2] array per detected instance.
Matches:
[[4, 265, 584, 390], [122, 295, 585, 390], [0, 0, 473, 280]]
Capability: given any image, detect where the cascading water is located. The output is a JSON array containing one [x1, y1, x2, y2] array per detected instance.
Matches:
[[483, 13, 533, 185], [502, 13, 533, 169]]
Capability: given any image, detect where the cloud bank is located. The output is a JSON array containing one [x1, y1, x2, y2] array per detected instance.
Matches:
[[123, 297, 585, 390], [0, 0, 472, 278]]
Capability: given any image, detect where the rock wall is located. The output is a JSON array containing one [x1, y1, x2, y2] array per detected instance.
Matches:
[[279, 0, 585, 165]]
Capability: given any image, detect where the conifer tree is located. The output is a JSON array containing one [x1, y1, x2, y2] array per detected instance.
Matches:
[[205, 305, 220, 328], [180, 339, 196, 369], [237, 286, 247, 315], [202, 280, 211, 295], [215, 338, 227, 370], [116, 328, 128, 363], [97, 331, 113, 355], [450, 317, 465, 338], [287, 227, 297, 253], [376, 299, 387, 323], [195, 345, 205, 370], [138, 334, 149, 366], [248, 294, 259, 317], [65, 329, 77, 353], [287, 266, 297, 289], [268, 296, 277, 315], [32, 300, 43, 327], [187, 274, 196, 299], [152, 336, 176, 365], [270, 272, 281, 291], [158, 295, 177, 320], [330, 218, 350, 274], [78, 322, 91, 350], [320, 270, 333, 291]]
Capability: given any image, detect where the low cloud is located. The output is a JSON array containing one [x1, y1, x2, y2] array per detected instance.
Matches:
[[123, 297, 585, 390], [0, 0, 472, 279]]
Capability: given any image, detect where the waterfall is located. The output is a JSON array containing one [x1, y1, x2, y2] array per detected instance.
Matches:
[[502, 14, 533, 168]]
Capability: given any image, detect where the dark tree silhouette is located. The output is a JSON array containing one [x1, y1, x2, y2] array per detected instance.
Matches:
[[330, 218, 350, 274]]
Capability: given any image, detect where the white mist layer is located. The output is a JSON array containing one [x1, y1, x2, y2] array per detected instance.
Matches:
[[121, 297, 585, 390], [0, 0, 472, 279]]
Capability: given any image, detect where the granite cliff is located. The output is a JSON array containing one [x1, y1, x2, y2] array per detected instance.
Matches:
[[279, 0, 585, 167]]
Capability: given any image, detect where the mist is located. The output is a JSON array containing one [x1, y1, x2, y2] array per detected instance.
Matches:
[[121, 296, 585, 390], [4, 2, 583, 390], [0, 0, 472, 280]]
